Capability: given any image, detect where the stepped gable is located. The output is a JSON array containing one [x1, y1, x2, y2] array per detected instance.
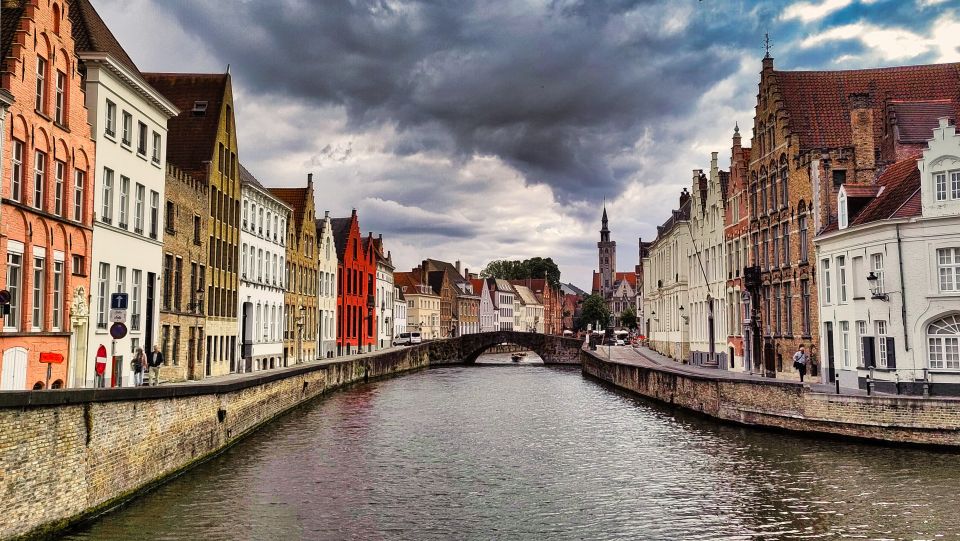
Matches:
[[775, 62, 960, 151], [142, 73, 228, 176], [268, 187, 310, 231], [1, 3, 25, 67], [68, 0, 140, 75], [330, 217, 353, 259]]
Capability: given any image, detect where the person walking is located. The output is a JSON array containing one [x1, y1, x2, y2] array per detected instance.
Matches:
[[131, 347, 147, 386], [148, 345, 164, 386], [793, 345, 809, 383]]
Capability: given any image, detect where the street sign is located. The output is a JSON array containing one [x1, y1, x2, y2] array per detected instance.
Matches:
[[110, 309, 127, 323], [110, 322, 128, 340], [110, 293, 129, 310], [38, 352, 64, 364]]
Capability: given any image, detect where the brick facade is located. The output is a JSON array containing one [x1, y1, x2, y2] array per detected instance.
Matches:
[[332, 210, 376, 354]]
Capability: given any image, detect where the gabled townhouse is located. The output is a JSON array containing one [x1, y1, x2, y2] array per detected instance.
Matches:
[[423, 259, 479, 337], [1, 0, 96, 390], [269, 175, 318, 365], [392, 285, 406, 340], [395, 271, 440, 339], [238, 165, 289, 372], [512, 284, 543, 333], [72, 0, 177, 387], [372, 235, 394, 349], [816, 117, 960, 395], [472, 277, 496, 333], [642, 191, 692, 361], [144, 71, 241, 377], [331, 210, 376, 355], [316, 211, 338, 359], [490, 278, 515, 331], [687, 154, 730, 368], [724, 124, 752, 372]]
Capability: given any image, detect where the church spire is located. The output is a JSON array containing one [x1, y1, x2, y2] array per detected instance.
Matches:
[[601, 204, 609, 231]]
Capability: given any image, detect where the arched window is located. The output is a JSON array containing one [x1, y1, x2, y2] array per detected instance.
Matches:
[[750, 172, 758, 217], [757, 122, 765, 155], [759, 167, 768, 215], [769, 160, 778, 211], [928, 315, 960, 369], [767, 114, 776, 151], [779, 154, 789, 207]]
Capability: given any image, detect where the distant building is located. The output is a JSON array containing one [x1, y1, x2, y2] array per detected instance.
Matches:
[[395, 271, 440, 340], [392, 285, 406, 340], [372, 235, 394, 350], [591, 207, 640, 329], [472, 278, 496, 333], [316, 212, 338, 359], [490, 279, 515, 331], [513, 284, 543, 332], [331, 211, 376, 355], [723, 124, 752, 372]]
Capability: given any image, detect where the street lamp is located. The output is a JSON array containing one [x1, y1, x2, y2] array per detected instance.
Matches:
[[297, 305, 305, 364], [866, 272, 889, 301]]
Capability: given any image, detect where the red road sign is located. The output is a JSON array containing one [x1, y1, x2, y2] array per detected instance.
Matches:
[[39, 352, 64, 364]]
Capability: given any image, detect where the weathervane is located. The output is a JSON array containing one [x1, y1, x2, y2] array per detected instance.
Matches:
[[763, 32, 772, 59]]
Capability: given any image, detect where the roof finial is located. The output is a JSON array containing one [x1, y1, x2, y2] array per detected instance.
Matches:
[[734, 121, 739, 134], [763, 32, 772, 59]]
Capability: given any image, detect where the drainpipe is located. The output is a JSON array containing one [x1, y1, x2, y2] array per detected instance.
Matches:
[[896, 224, 909, 351]]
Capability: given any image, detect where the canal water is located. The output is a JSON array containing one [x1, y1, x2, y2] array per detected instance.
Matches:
[[65, 352, 960, 540]]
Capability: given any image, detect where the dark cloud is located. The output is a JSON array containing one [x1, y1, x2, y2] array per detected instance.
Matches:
[[156, 0, 745, 204]]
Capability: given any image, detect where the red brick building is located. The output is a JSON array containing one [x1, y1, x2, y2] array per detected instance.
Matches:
[[331, 210, 376, 355], [723, 125, 751, 371], [1, 0, 95, 389]]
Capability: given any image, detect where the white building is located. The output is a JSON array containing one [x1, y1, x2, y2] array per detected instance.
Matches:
[[513, 284, 544, 332], [643, 192, 692, 362], [393, 285, 407, 339], [239, 166, 289, 372], [687, 154, 730, 368], [491, 279, 515, 331], [474, 278, 496, 332], [81, 44, 177, 387], [373, 236, 394, 350], [316, 212, 338, 359], [816, 117, 960, 394]]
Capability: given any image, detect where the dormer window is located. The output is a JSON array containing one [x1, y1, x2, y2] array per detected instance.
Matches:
[[934, 171, 960, 201], [838, 190, 848, 229], [192, 101, 208, 116]]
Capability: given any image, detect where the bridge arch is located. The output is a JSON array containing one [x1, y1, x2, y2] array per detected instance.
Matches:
[[455, 331, 582, 365]]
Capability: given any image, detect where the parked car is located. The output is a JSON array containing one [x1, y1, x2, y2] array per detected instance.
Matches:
[[393, 333, 412, 346], [615, 339, 625, 346], [410, 332, 422, 344]]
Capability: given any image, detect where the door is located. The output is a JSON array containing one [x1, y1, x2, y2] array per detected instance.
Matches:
[[764, 342, 776, 378], [1, 348, 28, 390], [145, 272, 156, 351], [825, 322, 836, 383]]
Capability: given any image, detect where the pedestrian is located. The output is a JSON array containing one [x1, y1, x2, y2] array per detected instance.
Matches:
[[130, 347, 146, 386], [793, 345, 809, 383], [148, 345, 164, 386]]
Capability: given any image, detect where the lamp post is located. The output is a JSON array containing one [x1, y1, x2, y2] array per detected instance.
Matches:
[[297, 305, 305, 364]]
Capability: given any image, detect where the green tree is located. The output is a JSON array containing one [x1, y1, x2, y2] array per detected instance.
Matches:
[[578, 294, 610, 331], [480, 257, 561, 289], [619, 306, 638, 330]]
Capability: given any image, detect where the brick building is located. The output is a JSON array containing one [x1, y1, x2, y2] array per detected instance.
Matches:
[[723, 124, 752, 372], [270, 175, 318, 365], [746, 56, 960, 381], [1, 0, 95, 390], [144, 71, 241, 377], [157, 164, 207, 380], [332, 210, 376, 354]]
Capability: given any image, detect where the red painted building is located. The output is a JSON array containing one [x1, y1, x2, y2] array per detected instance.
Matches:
[[331, 210, 376, 355], [1, 0, 95, 390]]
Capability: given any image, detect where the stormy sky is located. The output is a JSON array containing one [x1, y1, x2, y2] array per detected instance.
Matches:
[[95, 0, 960, 290]]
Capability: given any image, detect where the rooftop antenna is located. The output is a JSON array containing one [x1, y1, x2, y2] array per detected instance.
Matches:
[[763, 32, 773, 59], [226, 63, 231, 74]]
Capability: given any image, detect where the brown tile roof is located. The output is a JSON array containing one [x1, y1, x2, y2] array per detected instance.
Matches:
[[850, 156, 921, 226], [889, 100, 956, 143], [268, 187, 310, 232], [591, 272, 637, 292], [330, 216, 354, 260], [68, 0, 140, 75], [142, 73, 228, 176], [775, 63, 960, 151], [843, 185, 881, 198]]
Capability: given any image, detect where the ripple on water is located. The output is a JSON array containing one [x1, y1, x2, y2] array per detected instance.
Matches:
[[64, 363, 960, 541]]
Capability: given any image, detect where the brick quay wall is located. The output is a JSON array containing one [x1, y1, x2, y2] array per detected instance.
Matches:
[[581, 349, 960, 448]]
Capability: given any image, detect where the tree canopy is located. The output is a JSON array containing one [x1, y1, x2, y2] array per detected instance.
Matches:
[[577, 294, 610, 331], [619, 306, 638, 330], [480, 257, 561, 289]]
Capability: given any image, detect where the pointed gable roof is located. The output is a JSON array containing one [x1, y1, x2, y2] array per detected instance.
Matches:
[[849, 156, 922, 226], [774, 62, 960, 151], [330, 215, 355, 260], [239, 163, 266, 191], [268, 186, 311, 232], [68, 0, 140, 76], [142, 73, 229, 177]]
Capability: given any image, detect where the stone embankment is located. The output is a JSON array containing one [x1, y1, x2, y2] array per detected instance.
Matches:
[[581, 348, 960, 448], [0, 332, 582, 540]]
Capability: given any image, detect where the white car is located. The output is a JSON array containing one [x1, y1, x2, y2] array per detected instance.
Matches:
[[615, 339, 625, 346]]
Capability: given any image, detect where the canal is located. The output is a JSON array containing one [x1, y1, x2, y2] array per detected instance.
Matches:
[[65, 353, 959, 540]]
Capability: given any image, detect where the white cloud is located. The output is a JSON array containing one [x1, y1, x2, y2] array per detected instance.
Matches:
[[801, 22, 933, 60], [781, 0, 853, 23]]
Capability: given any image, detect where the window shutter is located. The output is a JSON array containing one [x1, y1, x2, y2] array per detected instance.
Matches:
[[886, 337, 896, 368], [861, 336, 876, 368]]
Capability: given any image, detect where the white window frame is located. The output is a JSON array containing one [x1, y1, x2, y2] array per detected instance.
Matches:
[[33, 150, 45, 211], [876, 320, 888, 368], [101, 168, 114, 223], [821, 258, 831, 305], [871, 253, 885, 293], [11, 140, 23, 202], [32, 256, 45, 330], [840, 321, 850, 368], [838, 191, 848, 229], [837, 255, 847, 303], [105, 99, 116, 137], [119, 176, 130, 228], [73, 170, 84, 222], [4, 249, 23, 331]]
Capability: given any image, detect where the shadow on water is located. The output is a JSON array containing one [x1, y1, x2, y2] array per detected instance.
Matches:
[[62, 362, 960, 541]]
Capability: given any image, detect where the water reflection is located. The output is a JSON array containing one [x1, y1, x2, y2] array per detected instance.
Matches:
[[65, 359, 959, 540]]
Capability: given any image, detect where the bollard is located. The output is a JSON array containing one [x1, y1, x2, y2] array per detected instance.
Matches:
[[866, 374, 872, 396], [835, 374, 840, 395]]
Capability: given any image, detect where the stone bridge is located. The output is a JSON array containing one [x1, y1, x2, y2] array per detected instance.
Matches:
[[450, 331, 583, 364]]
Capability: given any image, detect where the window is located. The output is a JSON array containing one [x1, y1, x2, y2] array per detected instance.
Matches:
[[938, 248, 960, 292], [799, 214, 809, 262], [101, 168, 114, 223], [137, 121, 148, 155], [837, 255, 847, 303], [781, 222, 790, 264], [97, 262, 110, 329], [131, 269, 141, 331], [928, 315, 960, 369], [779, 155, 789, 207], [871, 253, 884, 293], [11, 140, 23, 202], [122, 111, 132, 146], [821, 258, 831, 304], [174, 257, 183, 311], [857, 321, 867, 366], [71, 254, 85, 276], [35, 56, 46, 112], [876, 320, 888, 367], [54, 160, 65, 216], [838, 191, 848, 229], [774, 284, 781, 335], [73, 170, 84, 221], [52, 260, 63, 330], [801, 280, 811, 336], [936, 172, 948, 201], [105, 100, 116, 137], [193, 215, 201, 245], [119, 176, 130, 228], [4, 252, 22, 330], [840, 321, 850, 368], [242, 200, 248, 228], [33, 150, 45, 210], [953, 172, 960, 200], [772, 225, 779, 267], [784, 282, 792, 335], [266, 211, 272, 238], [150, 190, 159, 239], [55, 71, 65, 125], [134, 184, 145, 233], [162, 254, 173, 310], [165, 200, 175, 233], [152, 132, 161, 163]]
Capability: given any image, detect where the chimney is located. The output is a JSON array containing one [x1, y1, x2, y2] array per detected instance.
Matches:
[[351, 208, 357, 216], [464, 267, 469, 279], [307, 173, 313, 187], [455, 260, 461, 274], [849, 92, 875, 184], [680, 187, 690, 208], [324, 210, 329, 218]]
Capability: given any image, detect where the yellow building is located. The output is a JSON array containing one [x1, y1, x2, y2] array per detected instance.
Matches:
[[395, 272, 440, 340]]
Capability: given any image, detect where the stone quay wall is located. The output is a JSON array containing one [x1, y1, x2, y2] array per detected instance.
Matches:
[[581, 349, 960, 448]]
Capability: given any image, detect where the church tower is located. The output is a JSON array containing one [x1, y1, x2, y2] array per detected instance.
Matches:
[[598, 206, 616, 297]]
